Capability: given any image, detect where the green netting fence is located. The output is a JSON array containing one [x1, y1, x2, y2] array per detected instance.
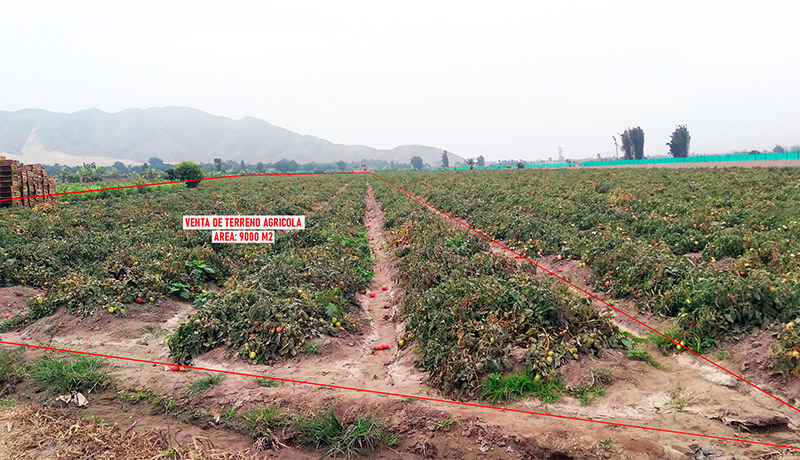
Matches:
[[581, 152, 800, 167]]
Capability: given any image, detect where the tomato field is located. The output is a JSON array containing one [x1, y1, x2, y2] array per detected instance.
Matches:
[[380, 168, 800, 372], [2, 168, 800, 459]]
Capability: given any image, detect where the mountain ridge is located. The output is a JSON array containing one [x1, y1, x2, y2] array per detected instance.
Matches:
[[0, 106, 463, 166]]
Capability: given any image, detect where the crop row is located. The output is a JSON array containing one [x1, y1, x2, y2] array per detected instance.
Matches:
[[168, 179, 373, 364], [371, 179, 619, 398]]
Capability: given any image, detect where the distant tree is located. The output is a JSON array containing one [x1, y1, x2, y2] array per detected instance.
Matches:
[[256, 162, 265, 173], [166, 161, 205, 188], [749, 150, 761, 155], [214, 158, 223, 172], [631, 127, 645, 159], [410, 156, 424, 170], [620, 127, 644, 159], [477, 155, 485, 167], [148, 157, 166, 170], [142, 168, 161, 181], [619, 131, 632, 160], [467, 158, 476, 170], [336, 160, 347, 171], [773, 145, 786, 153], [441, 151, 449, 169], [517, 161, 525, 169], [240, 160, 246, 171], [274, 158, 298, 173], [113, 161, 128, 173], [667, 125, 691, 158], [141, 162, 149, 171]]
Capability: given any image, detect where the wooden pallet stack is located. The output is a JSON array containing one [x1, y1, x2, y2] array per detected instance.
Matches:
[[0, 156, 56, 208]]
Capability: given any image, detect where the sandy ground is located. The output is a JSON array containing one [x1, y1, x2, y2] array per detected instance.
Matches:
[[2, 184, 800, 459]]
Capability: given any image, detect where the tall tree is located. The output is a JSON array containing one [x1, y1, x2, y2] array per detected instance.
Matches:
[[773, 145, 786, 153], [466, 158, 476, 170], [213, 158, 223, 172], [620, 130, 633, 160], [667, 125, 691, 158], [631, 127, 645, 159], [620, 127, 644, 159], [410, 156, 423, 170], [336, 160, 347, 171], [441, 151, 449, 169], [477, 155, 485, 167]]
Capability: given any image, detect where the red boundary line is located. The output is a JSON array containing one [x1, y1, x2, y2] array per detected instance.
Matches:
[[0, 172, 362, 203], [1, 171, 798, 450], [0, 339, 797, 451]]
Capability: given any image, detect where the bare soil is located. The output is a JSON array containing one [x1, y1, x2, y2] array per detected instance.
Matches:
[[2, 184, 800, 459], [0, 286, 41, 319]]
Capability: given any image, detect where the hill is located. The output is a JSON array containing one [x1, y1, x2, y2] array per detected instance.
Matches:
[[0, 107, 462, 166]]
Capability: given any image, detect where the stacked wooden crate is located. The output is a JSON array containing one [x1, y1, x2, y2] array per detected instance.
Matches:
[[0, 156, 56, 208]]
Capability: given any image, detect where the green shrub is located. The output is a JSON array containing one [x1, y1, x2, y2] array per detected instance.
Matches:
[[166, 161, 205, 188]]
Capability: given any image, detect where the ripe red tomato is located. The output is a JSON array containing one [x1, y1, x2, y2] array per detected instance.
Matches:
[[136, 297, 143, 304], [473, 321, 479, 326], [254, 321, 261, 327], [276, 326, 283, 334], [169, 365, 180, 372]]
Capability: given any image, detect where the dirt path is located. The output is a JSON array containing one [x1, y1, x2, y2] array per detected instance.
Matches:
[[205, 183, 427, 395]]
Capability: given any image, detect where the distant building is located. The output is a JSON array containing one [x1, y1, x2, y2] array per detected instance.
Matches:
[[355, 164, 368, 172]]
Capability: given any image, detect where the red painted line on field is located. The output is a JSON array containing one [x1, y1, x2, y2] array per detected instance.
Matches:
[[0, 172, 368, 203], [0, 339, 797, 451], [3, 170, 800, 450], [369, 172, 800, 416]]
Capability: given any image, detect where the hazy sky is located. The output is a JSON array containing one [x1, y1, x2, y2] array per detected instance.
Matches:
[[2, 1, 798, 161]]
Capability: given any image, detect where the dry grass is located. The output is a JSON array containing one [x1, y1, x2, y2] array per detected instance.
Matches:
[[0, 405, 257, 460]]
